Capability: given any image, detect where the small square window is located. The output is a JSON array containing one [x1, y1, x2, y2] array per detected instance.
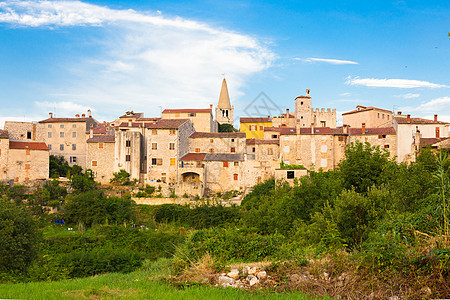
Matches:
[[60, 144, 64, 151], [72, 144, 76, 150], [170, 158, 175, 166], [152, 158, 157, 165], [72, 124, 77, 128], [27, 132, 32, 139], [92, 160, 97, 166], [252, 147, 255, 153], [26, 150, 30, 155], [170, 129, 176, 135], [223, 161, 229, 167], [233, 174, 238, 181], [98, 143, 103, 149], [72, 132, 77, 138], [60, 124, 64, 128], [70, 156, 77, 163], [210, 139, 214, 143], [169, 143, 175, 150], [152, 129, 157, 135], [259, 125, 263, 131], [25, 164, 30, 170], [126, 140, 131, 147], [152, 143, 158, 150], [48, 124, 52, 128], [60, 132, 64, 138], [157, 158, 163, 165], [48, 132, 52, 138], [231, 147, 235, 153], [384, 145, 390, 149], [287, 171, 295, 179], [195, 148, 200, 152], [234, 162, 239, 166], [209, 148, 214, 153], [48, 144, 52, 150], [231, 139, 235, 142], [126, 155, 131, 161]]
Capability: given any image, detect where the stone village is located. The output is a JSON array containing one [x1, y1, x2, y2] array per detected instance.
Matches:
[[1, 78, 449, 197]]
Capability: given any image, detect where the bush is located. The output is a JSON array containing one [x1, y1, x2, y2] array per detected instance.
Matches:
[[110, 170, 131, 186]]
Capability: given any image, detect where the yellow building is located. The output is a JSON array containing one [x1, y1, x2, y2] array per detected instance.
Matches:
[[240, 117, 272, 139]]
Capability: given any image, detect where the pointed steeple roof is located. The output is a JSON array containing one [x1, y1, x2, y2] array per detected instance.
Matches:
[[218, 78, 231, 109]]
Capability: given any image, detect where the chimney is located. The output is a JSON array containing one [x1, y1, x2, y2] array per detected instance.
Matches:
[[436, 127, 440, 138], [88, 109, 92, 117], [49, 112, 53, 118], [306, 89, 310, 96], [210, 104, 213, 109], [295, 120, 300, 134], [407, 114, 411, 123], [89, 125, 94, 139], [82, 113, 85, 118], [397, 111, 402, 115], [362, 123, 366, 134], [343, 124, 349, 135], [286, 108, 290, 119], [434, 114, 438, 122], [75, 114, 80, 118]]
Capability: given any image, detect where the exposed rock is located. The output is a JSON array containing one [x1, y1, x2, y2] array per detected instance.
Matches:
[[388, 296, 399, 300], [421, 286, 432, 297], [256, 270, 267, 281], [218, 276, 235, 287], [241, 266, 249, 277], [290, 274, 301, 282], [248, 267, 258, 276], [227, 269, 240, 280], [249, 277, 259, 286], [323, 272, 330, 281]]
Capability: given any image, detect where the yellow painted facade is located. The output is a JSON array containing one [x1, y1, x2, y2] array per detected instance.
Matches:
[[240, 119, 272, 139]]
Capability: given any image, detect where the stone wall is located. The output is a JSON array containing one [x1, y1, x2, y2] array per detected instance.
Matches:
[[4, 121, 44, 141], [7, 148, 49, 182], [88, 141, 115, 184]]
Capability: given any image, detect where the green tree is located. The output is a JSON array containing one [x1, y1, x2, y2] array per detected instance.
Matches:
[[49, 155, 70, 178], [0, 199, 41, 277], [338, 141, 391, 193], [218, 123, 237, 132], [110, 170, 131, 186]]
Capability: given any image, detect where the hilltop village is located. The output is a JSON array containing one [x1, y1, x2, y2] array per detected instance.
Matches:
[[1, 79, 449, 197]]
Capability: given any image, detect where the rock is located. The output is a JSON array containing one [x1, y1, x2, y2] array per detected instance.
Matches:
[[388, 296, 399, 300], [249, 277, 259, 286], [323, 272, 329, 281], [248, 267, 258, 276], [218, 276, 235, 287], [368, 292, 375, 300], [232, 279, 244, 289], [241, 266, 249, 277], [290, 274, 301, 282], [421, 287, 432, 297], [227, 269, 240, 280], [256, 271, 267, 281]]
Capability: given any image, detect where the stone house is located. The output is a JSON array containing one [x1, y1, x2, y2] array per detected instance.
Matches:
[[342, 105, 393, 128], [346, 126, 397, 160], [271, 109, 296, 128], [87, 134, 115, 184], [38, 111, 99, 169], [240, 117, 272, 139], [189, 132, 246, 154], [295, 89, 336, 128], [3, 121, 44, 141], [162, 108, 217, 133]]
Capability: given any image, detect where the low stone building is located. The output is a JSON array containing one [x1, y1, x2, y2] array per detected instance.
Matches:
[[189, 132, 246, 154], [162, 108, 217, 133], [87, 134, 115, 184], [240, 117, 272, 139], [342, 105, 393, 128]]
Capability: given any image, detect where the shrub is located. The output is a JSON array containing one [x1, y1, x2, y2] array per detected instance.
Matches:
[[110, 170, 131, 186]]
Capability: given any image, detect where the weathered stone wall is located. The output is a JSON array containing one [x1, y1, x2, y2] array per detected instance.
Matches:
[[189, 136, 246, 154], [7, 148, 49, 182], [114, 131, 142, 181], [0, 137, 9, 181], [4, 121, 44, 141], [88, 141, 115, 184]]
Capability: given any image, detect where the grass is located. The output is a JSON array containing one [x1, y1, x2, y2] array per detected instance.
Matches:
[[0, 259, 330, 300]]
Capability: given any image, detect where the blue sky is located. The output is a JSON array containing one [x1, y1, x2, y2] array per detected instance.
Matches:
[[0, 0, 449, 127]]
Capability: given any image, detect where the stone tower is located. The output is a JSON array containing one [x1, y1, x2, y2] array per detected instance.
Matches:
[[295, 89, 312, 127], [215, 78, 234, 125]]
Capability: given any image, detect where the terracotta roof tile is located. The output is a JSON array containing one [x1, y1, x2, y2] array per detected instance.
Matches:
[[264, 127, 281, 132], [190, 132, 246, 138], [279, 127, 297, 135], [204, 153, 245, 161], [0, 130, 8, 139], [342, 106, 392, 115], [240, 117, 271, 123], [180, 153, 207, 161], [117, 119, 189, 129], [39, 117, 92, 123], [9, 141, 49, 151], [87, 135, 115, 143], [395, 116, 448, 125], [349, 127, 396, 135]]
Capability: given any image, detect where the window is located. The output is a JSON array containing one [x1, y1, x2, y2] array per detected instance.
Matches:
[[377, 113, 380, 118], [196, 161, 203, 168], [268, 148, 273, 155], [189, 112, 196, 117], [387, 115, 390, 120], [60, 144, 64, 151], [301, 101, 303, 105], [338, 136, 344, 142], [272, 135, 278, 139], [223, 161, 229, 167], [231, 138, 235, 142], [25, 177, 29, 181], [169, 143, 175, 150], [259, 125, 264, 131], [152, 129, 157, 135], [252, 147, 255, 153], [25, 164, 30, 170], [320, 121, 326, 127], [48, 144, 52, 150], [48, 124, 52, 128], [157, 158, 163, 165], [70, 156, 77, 163], [209, 148, 214, 153], [170, 129, 176, 135], [152, 143, 158, 150], [26, 150, 30, 155], [287, 171, 294, 179], [210, 139, 214, 143], [170, 158, 176, 166], [152, 158, 157, 165], [72, 144, 76, 150], [234, 162, 239, 166], [98, 143, 104, 149], [48, 132, 52, 138], [195, 148, 200, 152], [27, 132, 32, 139], [126, 140, 131, 147], [72, 124, 77, 128], [72, 132, 77, 138], [126, 155, 131, 161], [60, 132, 64, 138], [231, 147, 235, 153], [384, 145, 390, 149], [92, 160, 97, 166], [382, 114, 385, 119], [233, 174, 238, 181], [60, 124, 64, 128], [378, 135, 386, 139]]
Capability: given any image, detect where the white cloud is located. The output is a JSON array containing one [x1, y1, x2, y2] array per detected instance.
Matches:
[[36, 101, 92, 117], [339, 92, 351, 96], [346, 76, 448, 88], [296, 57, 358, 65], [0, 1, 275, 119], [401, 97, 450, 113], [395, 93, 420, 99]]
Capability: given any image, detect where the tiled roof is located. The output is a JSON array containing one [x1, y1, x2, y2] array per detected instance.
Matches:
[[264, 127, 281, 132], [162, 108, 212, 113], [395, 116, 448, 125], [342, 106, 392, 115], [137, 117, 161, 122], [204, 153, 245, 161], [87, 135, 115, 143], [246, 139, 279, 145], [279, 127, 297, 135], [240, 117, 271, 123], [0, 130, 8, 139], [39, 117, 92, 123], [349, 127, 396, 135], [119, 112, 143, 118], [9, 141, 49, 151], [117, 119, 189, 129], [296, 95, 311, 98], [190, 132, 246, 138], [180, 153, 207, 161]]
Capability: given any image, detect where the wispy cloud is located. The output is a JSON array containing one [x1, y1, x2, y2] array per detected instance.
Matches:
[[401, 97, 450, 113], [395, 93, 420, 99], [0, 1, 275, 119], [295, 57, 358, 65], [346, 76, 448, 88]]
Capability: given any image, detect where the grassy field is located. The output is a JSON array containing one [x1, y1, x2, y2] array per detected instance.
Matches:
[[0, 259, 330, 300]]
